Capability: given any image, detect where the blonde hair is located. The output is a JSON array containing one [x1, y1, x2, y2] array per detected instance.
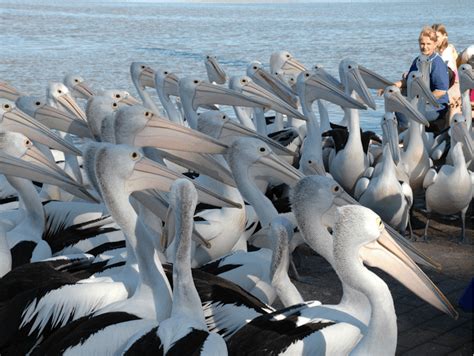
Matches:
[[418, 26, 437, 43], [432, 23, 448, 52]]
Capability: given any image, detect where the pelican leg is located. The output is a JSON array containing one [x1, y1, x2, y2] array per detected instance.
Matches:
[[420, 213, 431, 242], [289, 250, 313, 284], [459, 208, 472, 245], [407, 218, 415, 241]]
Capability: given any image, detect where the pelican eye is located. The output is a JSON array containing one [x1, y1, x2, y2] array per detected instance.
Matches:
[[206, 55, 210, 59], [388, 89, 393, 93], [164, 71, 168, 75], [141, 65, 145, 69], [3, 104, 10, 109], [253, 66, 257, 70], [194, 80, 199, 84], [112, 103, 118, 108], [308, 160, 312, 164], [144, 111, 151, 117], [57, 90, 62, 94], [35, 101, 41, 106], [332, 185, 340, 193], [25, 139, 31, 146], [130, 151, 140, 160], [115, 94, 121, 98], [259, 147, 266, 152], [348, 65, 352, 69], [74, 79, 79, 83], [286, 54, 290, 58], [376, 217, 383, 229], [412, 74, 415, 78], [222, 115, 227, 119], [241, 79, 247, 84]]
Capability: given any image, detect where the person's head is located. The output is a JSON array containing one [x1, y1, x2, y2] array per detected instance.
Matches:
[[432, 23, 449, 52], [418, 26, 438, 57]]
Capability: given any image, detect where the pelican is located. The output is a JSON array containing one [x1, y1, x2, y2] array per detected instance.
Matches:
[[205, 54, 227, 85], [157, 179, 227, 355], [296, 69, 367, 176], [458, 63, 474, 133], [63, 74, 95, 100], [423, 140, 472, 244], [228, 204, 457, 355], [130, 62, 162, 115], [46, 82, 87, 122], [154, 68, 185, 125], [354, 113, 412, 234], [15, 95, 92, 138], [327, 60, 376, 194], [270, 50, 306, 79]]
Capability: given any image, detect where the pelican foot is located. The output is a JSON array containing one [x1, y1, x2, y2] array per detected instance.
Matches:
[[458, 236, 473, 245], [417, 234, 430, 243]]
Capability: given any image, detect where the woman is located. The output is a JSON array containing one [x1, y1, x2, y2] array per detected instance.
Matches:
[[432, 23, 461, 119], [388, 26, 450, 134]]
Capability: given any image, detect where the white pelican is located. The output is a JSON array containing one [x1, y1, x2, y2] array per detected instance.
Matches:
[[205, 54, 227, 85], [46, 82, 87, 122], [423, 141, 472, 243], [15, 95, 92, 138], [157, 179, 227, 355], [270, 50, 306, 79], [296, 69, 367, 176], [458, 63, 474, 133], [227, 205, 457, 355], [354, 113, 412, 234], [130, 62, 162, 115], [63, 74, 95, 100], [247, 61, 299, 109], [154, 68, 185, 125], [327, 60, 376, 194]]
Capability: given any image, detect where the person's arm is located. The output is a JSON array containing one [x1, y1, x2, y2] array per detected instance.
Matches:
[[430, 57, 449, 99]]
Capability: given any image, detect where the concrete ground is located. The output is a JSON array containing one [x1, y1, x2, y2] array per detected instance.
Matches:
[[289, 209, 473, 355]]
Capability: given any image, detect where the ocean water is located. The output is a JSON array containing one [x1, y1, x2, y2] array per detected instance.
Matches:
[[1, 0, 472, 132]]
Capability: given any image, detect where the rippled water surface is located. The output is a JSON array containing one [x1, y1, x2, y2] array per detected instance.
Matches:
[[1, 0, 472, 131]]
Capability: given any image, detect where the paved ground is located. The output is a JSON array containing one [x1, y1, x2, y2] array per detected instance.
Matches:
[[289, 209, 473, 355]]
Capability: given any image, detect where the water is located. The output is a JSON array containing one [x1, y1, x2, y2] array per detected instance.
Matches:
[[1, 0, 472, 132]]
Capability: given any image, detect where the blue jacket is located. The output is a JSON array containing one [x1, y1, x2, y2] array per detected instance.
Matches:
[[408, 53, 449, 108]]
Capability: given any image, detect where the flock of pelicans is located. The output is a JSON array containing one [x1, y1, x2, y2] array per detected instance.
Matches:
[[0, 50, 472, 355]]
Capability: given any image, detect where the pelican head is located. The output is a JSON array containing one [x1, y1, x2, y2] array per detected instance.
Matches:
[[229, 75, 306, 121], [47, 82, 87, 121], [312, 64, 343, 89], [381, 112, 401, 164], [0, 132, 96, 202], [334, 205, 458, 319], [63, 74, 95, 99], [15, 95, 91, 138], [406, 71, 440, 109], [0, 82, 21, 101], [357, 64, 394, 90], [338, 59, 376, 109], [458, 64, 474, 93], [114, 104, 228, 153], [450, 113, 473, 160], [291, 175, 355, 229], [0, 99, 81, 156], [130, 62, 156, 90], [383, 86, 429, 126], [270, 50, 306, 77], [204, 54, 227, 85], [96, 89, 140, 106], [296, 70, 367, 110], [85, 95, 121, 141], [197, 110, 296, 157], [246, 61, 297, 107], [227, 136, 303, 188], [155, 69, 180, 98], [415, 55, 432, 83]]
